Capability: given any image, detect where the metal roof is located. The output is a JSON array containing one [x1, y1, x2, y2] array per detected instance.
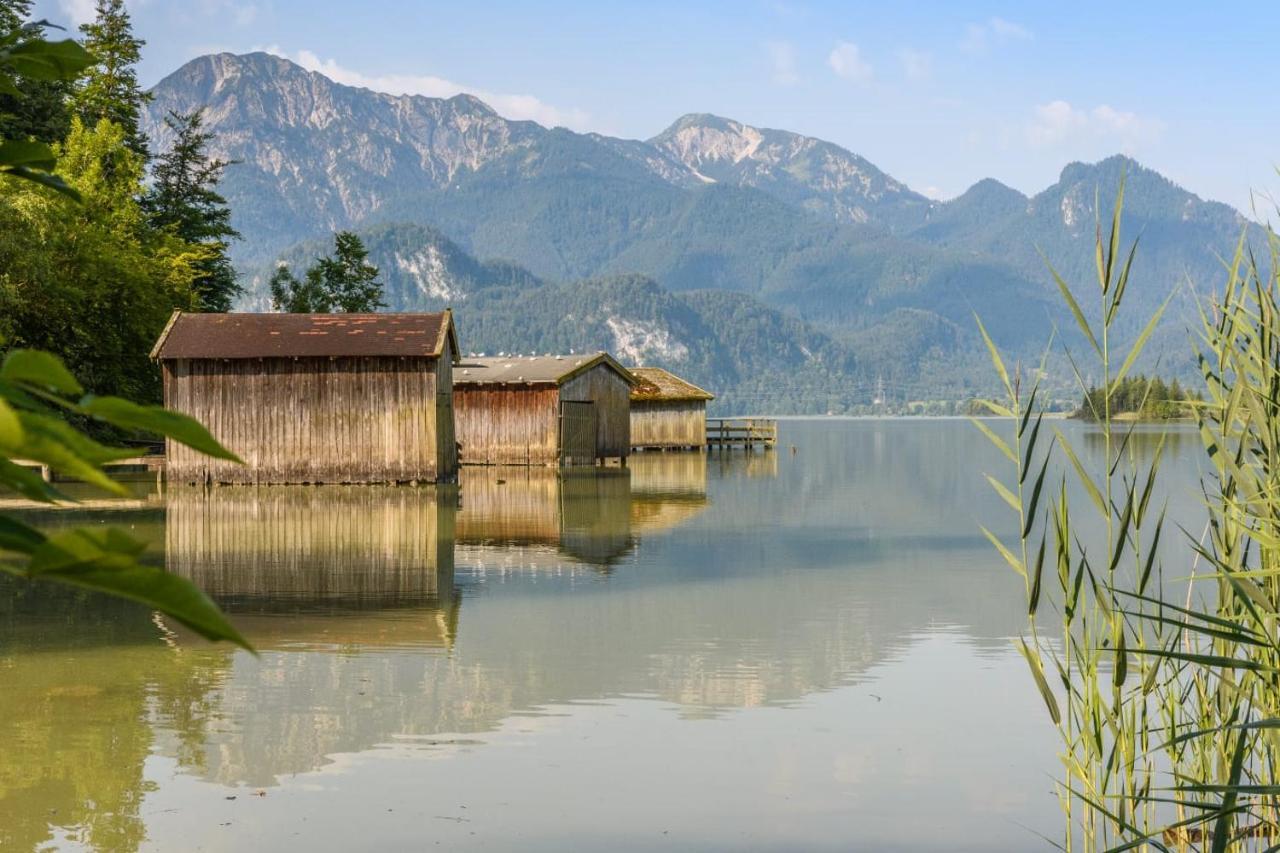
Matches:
[[150, 311, 460, 361], [629, 367, 715, 402], [454, 352, 637, 387]]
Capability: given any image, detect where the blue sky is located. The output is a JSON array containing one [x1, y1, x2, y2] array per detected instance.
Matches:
[[34, 0, 1280, 213]]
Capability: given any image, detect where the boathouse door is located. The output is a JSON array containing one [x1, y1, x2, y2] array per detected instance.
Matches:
[[560, 400, 596, 466]]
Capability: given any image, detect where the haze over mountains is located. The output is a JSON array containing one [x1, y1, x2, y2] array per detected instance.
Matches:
[[143, 51, 1255, 412]]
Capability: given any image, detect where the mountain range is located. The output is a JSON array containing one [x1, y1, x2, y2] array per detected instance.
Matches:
[[143, 52, 1258, 412]]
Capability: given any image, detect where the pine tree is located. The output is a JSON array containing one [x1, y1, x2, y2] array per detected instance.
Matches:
[[143, 110, 241, 311], [270, 231, 385, 313], [269, 265, 329, 313], [0, 2, 73, 144], [73, 0, 150, 159], [322, 231, 384, 312]]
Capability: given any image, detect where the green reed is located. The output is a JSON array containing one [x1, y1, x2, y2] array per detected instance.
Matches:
[[974, 180, 1280, 851]]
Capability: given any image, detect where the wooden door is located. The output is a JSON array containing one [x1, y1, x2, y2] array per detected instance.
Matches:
[[560, 400, 596, 466]]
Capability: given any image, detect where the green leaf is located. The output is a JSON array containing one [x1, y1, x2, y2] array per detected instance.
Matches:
[[1023, 449, 1052, 538], [1112, 291, 1173, 387], [12, 412, 133, 494], [0, 458, 63, 502], [970, 417, 1016, 464], [1028, 535, 1045, 616], [0, 397, 22, 449], [1055, 430, 1107, 518], [1040, 250, 1101, 357], [1113, 629, 1127, 688], [973, 313, 1012, 397], [4, 37, 95, 81], [26, 528, 252, 650], [78, 396, 242, 462], [0, 138, 55, 171], [0, 164, 82, 200], [982, 525, 1025, 577], [1016, 638, 1061, 724], [0, 515, 45, 554], [0, 349, 83, 396], [985, 474, 1020, 513]]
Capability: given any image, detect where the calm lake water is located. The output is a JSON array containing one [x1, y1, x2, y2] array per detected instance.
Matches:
[[0, 419, 1210, 852]]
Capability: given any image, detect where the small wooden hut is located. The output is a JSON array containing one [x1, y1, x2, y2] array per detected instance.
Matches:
[[453, 353, 636, 466], [151, 311, 460, 485], [629, 367, 715, 450]]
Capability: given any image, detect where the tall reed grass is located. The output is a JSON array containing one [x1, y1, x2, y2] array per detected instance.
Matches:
[[977, 181, 1280, 852]]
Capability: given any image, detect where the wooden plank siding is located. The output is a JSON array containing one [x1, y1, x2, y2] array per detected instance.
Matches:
[[559, 364, 632, 459], [455, 361, 632, 465], [454, 385, 561, 465], [630, 399, 708, 449], [163, 355, 450, 484]]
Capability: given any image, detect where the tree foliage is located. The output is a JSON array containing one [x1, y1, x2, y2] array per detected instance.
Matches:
[[270, 230, 385, 312], [1074, 373, 1200, 421], [0, 1, 72, 144], [72, 0, 149, 159], [143, 109, 240, 311], [0, 20, 247, 648], [0, 117, 202, 403]]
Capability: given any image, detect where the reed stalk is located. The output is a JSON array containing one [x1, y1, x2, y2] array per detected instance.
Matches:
[[970, 180, 1280, 851]]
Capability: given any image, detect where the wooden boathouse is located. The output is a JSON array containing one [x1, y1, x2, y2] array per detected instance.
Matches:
[[629, 367, 714, 450], [151, 311, 460, 485], [453, 353, 636, 466]]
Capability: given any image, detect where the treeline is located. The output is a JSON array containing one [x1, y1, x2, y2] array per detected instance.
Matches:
[[0, 1, 385, 407], [1074, 374, 1200, 421], [0, 0, 238, 404]]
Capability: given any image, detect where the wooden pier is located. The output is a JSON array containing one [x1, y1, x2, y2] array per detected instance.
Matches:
[[705, 418, 777, 450], [14, 455, 166, 483]]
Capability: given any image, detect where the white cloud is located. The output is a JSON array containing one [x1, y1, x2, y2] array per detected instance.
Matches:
[[766, 41, 799, 86], [1027, 100, 1165, 152], [56, 0, 97, 25], [827, 41, 872, 83], [898, 48, 931, 82], [962, 17, 1033, 53], [265, 48, 592, 131]]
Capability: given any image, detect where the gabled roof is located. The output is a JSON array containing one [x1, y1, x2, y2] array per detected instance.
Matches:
[[629, 366, 715, 402], [150, 311, 460, 362], [454, 352, 638, 387]]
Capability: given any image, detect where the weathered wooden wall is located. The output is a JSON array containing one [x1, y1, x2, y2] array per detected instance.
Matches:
[[454, 385, 560, 465], [163, 356, 450, 484], [630, 400, 707, 448], [164, 484, 455, 606], [560, 363, 631, 459], [435, 338, 457, 477], [455, 466, 633, 566]]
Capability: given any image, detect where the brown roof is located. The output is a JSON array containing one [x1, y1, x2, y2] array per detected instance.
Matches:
[[629, 367, 714, 402], [454, 352, 637, 387], [150, 311, 460, 361]]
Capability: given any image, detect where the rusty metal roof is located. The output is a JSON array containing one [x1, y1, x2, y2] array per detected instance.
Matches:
[[150, 311, 460, 361], [454, 352, 637, 387], [630, 367, 715, 402]]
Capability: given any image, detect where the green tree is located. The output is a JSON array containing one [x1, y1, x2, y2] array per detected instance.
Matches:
[[270, 230, 385, 312], [143, 109, 241, 312], [0, 117, 200, 403], [73, 0, 149, 159], [0, 23, 246, 648], [0, 2, 72, 145]]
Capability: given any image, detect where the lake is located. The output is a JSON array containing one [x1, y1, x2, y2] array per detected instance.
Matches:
[[0, 419, 1210, 851]]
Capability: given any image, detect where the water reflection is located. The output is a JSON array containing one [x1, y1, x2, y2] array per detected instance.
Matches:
[[456, 467, 634, 569], [0, 421, 1208, 851]]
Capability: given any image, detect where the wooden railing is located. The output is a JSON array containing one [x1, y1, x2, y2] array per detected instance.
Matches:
[[705, 418, 777, 450]]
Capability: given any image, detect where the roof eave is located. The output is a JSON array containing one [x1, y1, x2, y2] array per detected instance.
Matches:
[[150, 309, 184, 361]]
